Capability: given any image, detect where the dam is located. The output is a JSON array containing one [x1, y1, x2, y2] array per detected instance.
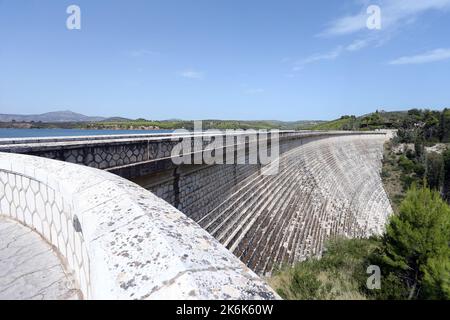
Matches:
[[0, 130, 393, 299]]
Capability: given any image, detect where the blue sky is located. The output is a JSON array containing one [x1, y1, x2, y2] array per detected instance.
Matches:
[[0, 0, 449, 121]]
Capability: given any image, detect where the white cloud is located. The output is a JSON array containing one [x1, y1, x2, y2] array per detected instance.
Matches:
[[179, 69, 205, 79], [346, 38, 370, 51], [302, 46, 344, 63], [389, 48, 450, 65], [321, 0, 450, 36], [293, 46, 343, 70], [321, 13, 368, 36], [289, 0, 450, 71], [293, 39, 373, 70]]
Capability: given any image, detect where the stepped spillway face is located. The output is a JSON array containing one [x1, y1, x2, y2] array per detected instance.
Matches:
[[0, 131, 392, 297], [145, 134, 393, 276]]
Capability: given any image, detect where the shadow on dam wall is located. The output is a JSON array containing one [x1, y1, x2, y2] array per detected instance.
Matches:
[[0, 131, 392, 276], [132, 133, 393, 276], [0, 131, 392, 298]]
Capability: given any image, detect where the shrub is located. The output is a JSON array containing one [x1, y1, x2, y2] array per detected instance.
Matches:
[[443, 148, 450, 202], [426, 152, 444, 191], [374, 185, 450, 299], [413, 163, 425, 178], [398, 155, 415, 173], [270, 238, 380, 300]]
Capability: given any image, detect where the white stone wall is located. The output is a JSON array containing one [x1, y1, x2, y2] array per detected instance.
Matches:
[[149, 163, 260, 221], [0, 131, 370, 173], [0, 152, 278, 300], [151, 134, 394, 276]]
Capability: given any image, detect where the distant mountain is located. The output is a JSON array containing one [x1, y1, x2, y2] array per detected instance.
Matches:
[[0, 110, 106, 122]]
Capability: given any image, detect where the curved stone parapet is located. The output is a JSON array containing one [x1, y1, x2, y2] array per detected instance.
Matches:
[[140, 133, 393, 275], [0, 152, 278, 300]]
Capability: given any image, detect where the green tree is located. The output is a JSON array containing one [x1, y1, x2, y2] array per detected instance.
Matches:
[[439, 108, 450, 142], [443, 148, 450, 202], [408, 108, 422, 118], [422, 110, 440, 142], [414, 137, 424, 161], [377, 186, 450, 299], [425, 152, 444, 191]]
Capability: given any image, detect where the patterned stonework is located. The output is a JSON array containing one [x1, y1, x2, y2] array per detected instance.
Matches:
[[140, 134, 393, 276], [0, 131, 376, 173], [0, 161, 90, 297], [0, 130, 392, 297], [0, 152, 278, 300]]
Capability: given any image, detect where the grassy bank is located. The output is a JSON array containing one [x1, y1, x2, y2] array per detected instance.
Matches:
[[269, 238, 380, 300]]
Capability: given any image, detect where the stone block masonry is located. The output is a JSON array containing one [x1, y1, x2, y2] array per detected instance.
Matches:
[[0, 130, 392, 292], [133, 133, 393, 276], [0, 152, 278, 299], [0, 131, 380, 177]]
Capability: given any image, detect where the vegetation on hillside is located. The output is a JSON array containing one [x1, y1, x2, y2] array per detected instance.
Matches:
[[394, 108, 450, 144], [381, 109, 450, 209], [310, 111, 399, 130], [374, 186, 450, 299], [0, 119, 325, 131], [83, 119, 326, 130], [270, 186, 450, 300], [271, 108, 450, 301], [309, 115, 359, 131], [0, 117, 325, 130], [3, 107, 449, 132], [311, 108, 450, 138], [269, 238, 379, 300]]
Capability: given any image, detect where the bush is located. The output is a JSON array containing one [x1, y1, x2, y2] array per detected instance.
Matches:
[[270, 238, 380, 300], [398, 155, 415, 173], [426, 152, 444, 191], [400, 174, 416, 191], [374, 185, 450, 299], [270, 187, 450, 300], [381, 168, 391, 178], [439, 108, 450, 142], [413, 163, 425, 178], [276, 265, 330, 300], [443, 148, 450, 202]]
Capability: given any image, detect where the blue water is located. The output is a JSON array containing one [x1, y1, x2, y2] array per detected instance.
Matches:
[[0, 128, 173, 138]]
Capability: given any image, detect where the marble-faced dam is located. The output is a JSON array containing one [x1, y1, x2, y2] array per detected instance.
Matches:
[[0, 131, 393, 299]]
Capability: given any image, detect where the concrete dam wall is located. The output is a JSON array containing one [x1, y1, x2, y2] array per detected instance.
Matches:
[[0, 152, 278, 299], [133, 133, 393, 275], [0, 131, 393, 298]]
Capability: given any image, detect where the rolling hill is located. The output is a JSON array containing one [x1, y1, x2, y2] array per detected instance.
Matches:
[[0, 110, 106, 123]]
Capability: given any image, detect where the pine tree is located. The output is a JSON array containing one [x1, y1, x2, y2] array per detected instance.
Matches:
[[379, 185, 450, 299], [443, 148, 450, 203], [425, 152, 444, 191], [439, 108, 450, 142]]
